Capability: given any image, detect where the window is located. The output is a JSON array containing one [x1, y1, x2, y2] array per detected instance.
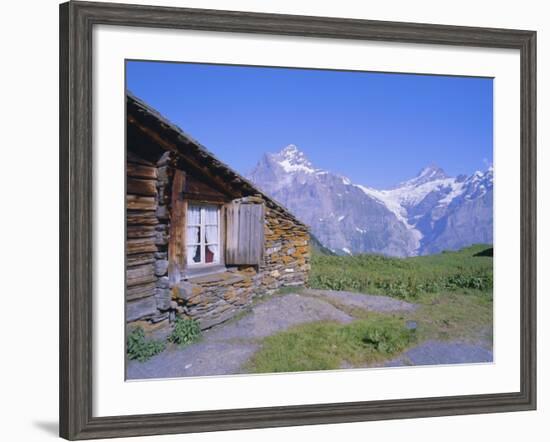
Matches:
[[186, 204, 220, 266]]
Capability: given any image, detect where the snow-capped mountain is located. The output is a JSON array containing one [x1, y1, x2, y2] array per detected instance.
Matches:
[[248, 145, 493, 257]]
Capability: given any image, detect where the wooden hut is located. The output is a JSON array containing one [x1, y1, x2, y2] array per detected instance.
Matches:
[[126, 94, 310, 330]]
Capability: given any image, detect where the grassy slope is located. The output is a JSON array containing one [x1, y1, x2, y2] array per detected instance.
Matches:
[[248, 244, 493, 373], [310, 244, 493, 299]]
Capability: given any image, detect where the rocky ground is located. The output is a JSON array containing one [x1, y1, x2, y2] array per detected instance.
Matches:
[[127, 289, 492, 380]]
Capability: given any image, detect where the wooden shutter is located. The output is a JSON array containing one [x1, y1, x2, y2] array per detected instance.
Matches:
[[225, 201, 265, 265]]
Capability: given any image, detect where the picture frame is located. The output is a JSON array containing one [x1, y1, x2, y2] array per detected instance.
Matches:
[[59, 1, 537, 440]]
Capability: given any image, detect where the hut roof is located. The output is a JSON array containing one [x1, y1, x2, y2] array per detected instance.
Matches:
[[127, 93, 307, 228]]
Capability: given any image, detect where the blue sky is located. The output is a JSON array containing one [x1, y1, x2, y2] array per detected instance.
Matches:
[[126, 60, 493, 189]]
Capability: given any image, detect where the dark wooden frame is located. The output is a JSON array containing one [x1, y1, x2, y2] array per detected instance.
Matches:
[[59, 1, 537, 439]]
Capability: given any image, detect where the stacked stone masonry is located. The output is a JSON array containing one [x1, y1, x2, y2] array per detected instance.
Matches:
[[127, 154, 311, 331], [171, 202, 310, 329]]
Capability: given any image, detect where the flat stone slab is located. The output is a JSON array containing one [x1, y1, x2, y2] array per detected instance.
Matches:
[[384, 340, 493, 367], [303, 289, 417, 313], [206, 293, 354, 342], [188, 271, 244, 285]]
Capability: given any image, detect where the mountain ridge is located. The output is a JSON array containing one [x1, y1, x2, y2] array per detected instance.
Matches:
[[248, 144, 493, 257]]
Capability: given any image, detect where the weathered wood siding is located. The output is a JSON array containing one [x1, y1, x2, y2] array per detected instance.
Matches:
[[184, 173, 229, 202], [126, 95, 310, 331], [168, 169, 186, 286], [125, 153, 311, 330], [225, 201, 265, 265], [126, 154, 160, 322]]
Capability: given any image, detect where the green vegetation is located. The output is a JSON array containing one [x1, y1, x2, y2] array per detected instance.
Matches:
[[248, 315, 416, 373], [412, 291, 492, 344], [127, 327, 166, 362], [168, 318, 202, 346], [310, 244, 493, 300], [248, 244, 493, 373], [127, 245, 493, 372], [363, 319, 416, 353], [127, 318, 202, 362]]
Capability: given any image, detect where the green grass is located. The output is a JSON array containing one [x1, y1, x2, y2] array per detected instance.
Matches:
[[248, 244, 493, 373], [310, 244, 493, 300], [247, 314, 416, 373], [412, 291, 493, 345], [247, 291, 492, 374]]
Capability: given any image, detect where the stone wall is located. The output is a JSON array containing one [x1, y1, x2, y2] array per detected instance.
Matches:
[[127, 157, 311, 331], [171, 197, 310, 329]]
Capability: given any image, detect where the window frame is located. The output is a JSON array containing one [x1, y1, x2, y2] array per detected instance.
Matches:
[[186, 203, 222, 268]]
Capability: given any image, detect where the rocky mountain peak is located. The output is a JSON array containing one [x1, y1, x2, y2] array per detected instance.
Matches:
[[271, 144, 315, 174], [248, 150, 492, 257], [280, 143, 300, 155], [418, 163, 447, 179], [395, 163, 449, 189]]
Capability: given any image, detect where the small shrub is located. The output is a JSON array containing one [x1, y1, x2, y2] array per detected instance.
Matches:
[[374, 279, 413, 299], [310, 274, 359, 292], [444, 272, 493, 291], [168, 317, 202, 346], [363, 322, 415, 354], [127, 327, 165, 362]]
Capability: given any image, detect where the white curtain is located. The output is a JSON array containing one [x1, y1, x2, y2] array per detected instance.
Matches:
[[187, 205, 201, 225], [204, 205, 218, 245], [204, 206, 218, 225], [187, 245, 200, 263], [205, 226, 217, 244], [205, 206, 218, 263], [186, 226, 200, 244], [187, 205, 201, 244], [186, 205, 202, 264], [186, 205, 219, 264]]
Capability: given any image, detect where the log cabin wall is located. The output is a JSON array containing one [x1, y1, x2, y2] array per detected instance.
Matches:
[[126, 93, 311, 332], [126, 156, 311, 331], [126, 151, 174, 325]]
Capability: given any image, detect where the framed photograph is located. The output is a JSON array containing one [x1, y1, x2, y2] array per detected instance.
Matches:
[[59, 1, 536, 439]]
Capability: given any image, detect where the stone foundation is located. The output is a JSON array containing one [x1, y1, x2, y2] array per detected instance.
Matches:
[[170, 198, 310, 330]]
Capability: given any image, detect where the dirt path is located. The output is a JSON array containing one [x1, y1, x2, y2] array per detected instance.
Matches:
[[127, 290, 491, 380]]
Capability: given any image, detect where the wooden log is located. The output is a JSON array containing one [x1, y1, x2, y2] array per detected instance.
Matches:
[[127, 151, 155, 166], [126, 264, 156, 287], [127, 225, 156, 239], [127, 238, 157, 255], [225, 202, 265, 265], [127, 177, 157, 196], [126, 282, 156, 301], [128, 117, 239, 199], [127, 253, 155, 267], [168, 169, 186, 285], [127, 163, 157, 180], [127, 195, 157, 211], [126, 296, 157, 322], [127, 211, 158, 226]]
